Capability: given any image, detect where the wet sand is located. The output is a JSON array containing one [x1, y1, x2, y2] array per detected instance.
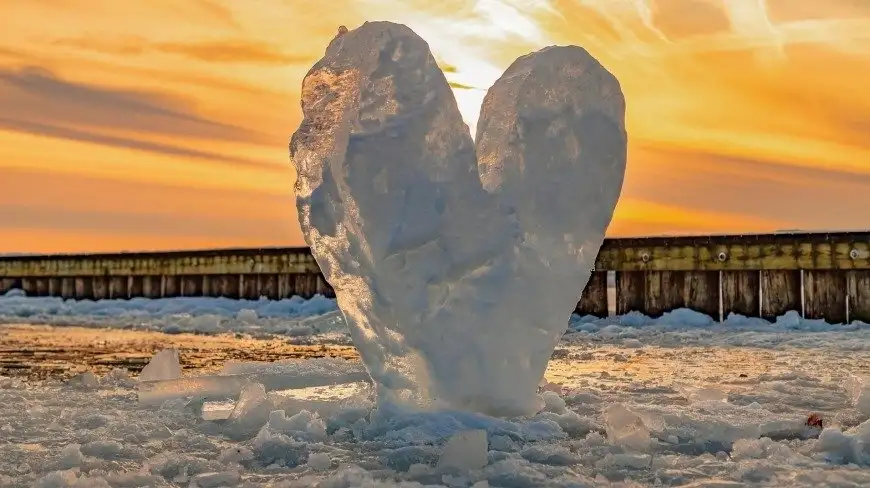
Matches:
[[0, 323, 358, 380]]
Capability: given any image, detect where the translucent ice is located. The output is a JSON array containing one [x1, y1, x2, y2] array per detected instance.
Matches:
[[290, 21, 626, 416], [437, 429, 489, 471], [139, 348, 181, 382], [138, 358, 369, 406]]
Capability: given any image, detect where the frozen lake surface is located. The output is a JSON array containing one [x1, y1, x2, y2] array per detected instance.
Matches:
[[2, 293, 870, 486]]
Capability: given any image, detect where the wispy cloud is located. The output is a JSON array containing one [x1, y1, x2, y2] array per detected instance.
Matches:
[[0, 118, 278, 170], [0, 66, 269, 144], [54, 37, 314, 65]]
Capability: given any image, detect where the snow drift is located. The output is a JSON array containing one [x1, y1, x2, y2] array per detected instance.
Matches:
[[290, 21, 626, 416]]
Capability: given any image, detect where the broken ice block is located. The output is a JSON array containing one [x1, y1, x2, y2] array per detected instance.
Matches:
[[437, 429, 489, 471], [139, 348, 181, 382], [138, 358, 370, 406]]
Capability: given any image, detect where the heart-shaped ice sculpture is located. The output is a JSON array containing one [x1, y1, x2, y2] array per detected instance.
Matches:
[[290, 21, 626, 416]]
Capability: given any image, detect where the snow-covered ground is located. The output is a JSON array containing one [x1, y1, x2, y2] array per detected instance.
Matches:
[[3, 291, 870, 487]]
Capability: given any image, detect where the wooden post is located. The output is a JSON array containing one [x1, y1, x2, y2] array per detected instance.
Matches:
[[644, 270, 686, 317], [575, 271, 608, 317], [92, 276, 108, 300], [277, 273, 288, 299], [61, 278, 74, 299], [21, 278, 36, 296], [163, 276, 179, 297], [682, 271, 720, 319], [129, 276, 143, 298], [48, 278, 60, 297], [721, 270, 760, 318], [260, 274, 278, 300], [0, 278, 17, 295], [308, 274, 319, 298], [108, 276, 126, 299], [615, 271, 644, 315], [760, 270, 801, 321], [804, 270, 847, 324], [74, 277, 94, 300], [847, 270, 870, 323], [181, 275, 201, 297]]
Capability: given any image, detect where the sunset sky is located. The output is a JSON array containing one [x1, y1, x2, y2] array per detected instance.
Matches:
[[2, 0, 869, 253]]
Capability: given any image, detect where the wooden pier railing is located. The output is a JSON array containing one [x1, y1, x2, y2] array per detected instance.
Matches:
[[2, 231, 868, 323]]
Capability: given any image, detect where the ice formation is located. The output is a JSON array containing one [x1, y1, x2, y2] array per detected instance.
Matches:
[[290, 21, 626, 416]]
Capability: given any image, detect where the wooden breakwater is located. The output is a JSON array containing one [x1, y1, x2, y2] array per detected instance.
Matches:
[[1, 231, 869, 323], [0, 247, 332, 301]]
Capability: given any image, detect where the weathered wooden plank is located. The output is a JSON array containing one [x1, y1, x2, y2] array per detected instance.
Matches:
[[33, 278, 49, 297], [645, 271, 685, 318], [21, 278, 36, 296], [592, 233, 870, 271], [241, 275, 260, 300], [760, 269, 801, 320], [218, 274, 241, 298], [260, 273, 278, 300], [303, 274, 320, 298], [141, 276, 160, 298], [277, 274, 291, 299], [48, 278, 60, 296], [60, 277, 74, 299], [847, 270, 870, 323], [129, 276, 143, 298], [74, 277, 94, 300], [721, 270, 759, 318], [803, 270, 847, 323], [201, 275, 213, 297], [682, 271, 720, 319], [163, 276, 180, 298], [575, 271, 608, 317], [0, 249, 316, 277], [182, 275, 203, 297], [92, 276, 108, 300], [615, 271, 645, 315], [0, 278, 17, 295], [108, 276, 128, 299]]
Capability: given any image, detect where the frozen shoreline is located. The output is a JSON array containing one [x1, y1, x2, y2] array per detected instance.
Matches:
[[4, 292, 870, 486], [3, 332, 870, 487]]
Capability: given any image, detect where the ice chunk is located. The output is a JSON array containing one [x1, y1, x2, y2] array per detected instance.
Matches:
[[290, 21, 625, 416], [139, 348, 181, 382], [138, 358, 369, 406], [814, 427, 860, 463], [603, 404, 651, 452], [236, 309, 259, 322], [846, 376, 870, 416], [540, 391, 567, 414], [67, 371, 99, 389], [191, 471, 241, 488], [308, 452, 332, 471], [266, 409, 327, 442], [601, 453, 651, 469], [54, 444, 84, 470], [228, 383, 272, 436], [218, 446, 254, 464], [437, 429, 489, 471]]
